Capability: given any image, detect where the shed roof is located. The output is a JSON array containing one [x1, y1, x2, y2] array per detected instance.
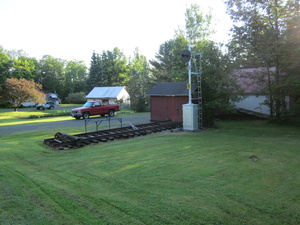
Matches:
[[147, 82, 197, 96], [86, 86, 126, 99]]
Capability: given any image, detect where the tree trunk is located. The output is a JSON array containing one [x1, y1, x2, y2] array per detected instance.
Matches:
[[266, 67, 274, 117], [274, 0, 284, 118]]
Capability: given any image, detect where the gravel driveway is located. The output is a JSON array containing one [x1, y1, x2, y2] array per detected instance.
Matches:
[[0, 112, 151, 137]]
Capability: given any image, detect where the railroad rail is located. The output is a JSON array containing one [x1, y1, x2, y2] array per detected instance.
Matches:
[[44, 121, 182, 150]]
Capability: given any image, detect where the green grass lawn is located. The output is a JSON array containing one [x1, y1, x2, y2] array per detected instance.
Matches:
[[0, 115, 299, 224]]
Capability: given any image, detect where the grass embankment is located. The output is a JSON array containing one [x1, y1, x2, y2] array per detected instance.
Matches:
[[0, 108, 72, 128], [0, 114, 299, 224], [0, 107, 135, 126]]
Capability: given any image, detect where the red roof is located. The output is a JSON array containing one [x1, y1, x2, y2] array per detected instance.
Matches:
[[233, 67, 276, 94]]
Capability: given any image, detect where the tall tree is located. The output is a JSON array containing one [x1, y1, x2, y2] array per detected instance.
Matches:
[[150, 35, 188, 82], [35, 55, 65, 97], [184, 4, 213, 44], [127, 48, 151, 110], [101, 48, 128, 86], [63, 60, 87, 99], [284, 6, 300, 120], [86, 51, 101, 92], [196, 40, 239, 125], [0, 47, 12, 85], [86, 48, 128, 91], [225, 0, 300, 118], [149, 40, 174, 82], [150, 4, 237, 126], [2, 78, 45, 111], [11, 56, 38, 80]]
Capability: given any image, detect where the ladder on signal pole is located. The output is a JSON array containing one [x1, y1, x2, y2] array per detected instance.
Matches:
[[192, 52, 203, 129], [197, 73, 203, 129]]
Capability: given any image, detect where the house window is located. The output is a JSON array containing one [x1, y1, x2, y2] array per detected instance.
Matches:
[[102, 100, 109, 105]]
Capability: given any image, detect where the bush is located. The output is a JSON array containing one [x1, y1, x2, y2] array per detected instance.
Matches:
[[132, 96, 149, 112], [28, 110, 70, 119], [65, 92, 86, 104]]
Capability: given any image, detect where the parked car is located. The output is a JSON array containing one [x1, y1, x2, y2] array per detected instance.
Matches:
[[36, 102, 55, 110], [21, 102, 37, 108], [71, 100, 120, 119]]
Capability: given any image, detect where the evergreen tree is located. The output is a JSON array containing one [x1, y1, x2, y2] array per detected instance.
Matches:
[[86, 51, 101, 92], [150, 35, 188, 82], [86, 48, 128, 91]]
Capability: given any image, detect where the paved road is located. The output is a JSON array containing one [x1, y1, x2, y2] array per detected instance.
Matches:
[[0, 110, 151, 137]]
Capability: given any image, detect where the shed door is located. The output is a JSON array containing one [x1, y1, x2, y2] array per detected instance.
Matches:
[[150, 96, 187, 122], [167, 96, 187, 122], [151, 96, 167, 121]]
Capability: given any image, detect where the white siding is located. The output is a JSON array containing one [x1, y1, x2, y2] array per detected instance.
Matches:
[[233, 95, 270, 115], [117, 88, 130, 106]]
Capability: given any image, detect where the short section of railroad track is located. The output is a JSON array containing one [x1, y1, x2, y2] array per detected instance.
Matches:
[[44, 121, 182, 150]]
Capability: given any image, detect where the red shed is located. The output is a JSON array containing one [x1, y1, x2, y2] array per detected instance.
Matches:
[[147, 82, 197, 122]]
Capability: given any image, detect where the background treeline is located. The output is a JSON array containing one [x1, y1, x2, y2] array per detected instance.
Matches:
[[1, 2, 300, 126]]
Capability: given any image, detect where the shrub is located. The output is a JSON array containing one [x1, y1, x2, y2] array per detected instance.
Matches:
[[65, 92, 86, 104], [28, 110, 70, 119], [133, 96, 149, 112]]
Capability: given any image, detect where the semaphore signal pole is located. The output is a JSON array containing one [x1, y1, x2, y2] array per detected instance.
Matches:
[[181, 44, 202, 130]]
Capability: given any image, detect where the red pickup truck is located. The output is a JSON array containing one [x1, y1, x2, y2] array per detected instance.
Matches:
[[71, 100, 120, 119]]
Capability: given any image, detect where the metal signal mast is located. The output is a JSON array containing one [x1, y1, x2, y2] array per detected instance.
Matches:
[[181, 44, 203, 129]]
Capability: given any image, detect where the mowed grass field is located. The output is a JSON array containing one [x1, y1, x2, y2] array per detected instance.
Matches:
[[0, 110, 300, 224]]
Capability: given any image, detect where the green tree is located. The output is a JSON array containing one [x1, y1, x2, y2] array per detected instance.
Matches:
[[63, 60, 87, 100], [150, 4, 237, 126], [184, 4, 213, 44], [2, 78, 45, 111], [35, 55, 65, 97], [0, 47, 12, 85], [283, 11, 300, 121], [150, 35, 188, 82], [86, 51, 101, 91], [127, 48, 151, 111], [196, 40, 239, 126], [86, 48, 128, 91], [11, 56, 38, 80], [150, 40, 174, 82], [225, 0, 300, 118], [6, 49, 28, 59], [101, 48, 128, 86], [65, 92, 86, 104]]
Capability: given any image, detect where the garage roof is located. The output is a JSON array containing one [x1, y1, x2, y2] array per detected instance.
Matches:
[[147, 82, 197, 96], [86, 86, 125, 98]]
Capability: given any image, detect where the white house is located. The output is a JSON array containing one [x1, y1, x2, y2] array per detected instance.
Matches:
[[45, 92, 60, 105], [86, 86, 130, 107], [21, 91, 59, 107], [232, 67, 290, 116]]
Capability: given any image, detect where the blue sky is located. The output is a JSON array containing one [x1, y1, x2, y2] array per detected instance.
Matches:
[[0, 0, 231, 66]]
